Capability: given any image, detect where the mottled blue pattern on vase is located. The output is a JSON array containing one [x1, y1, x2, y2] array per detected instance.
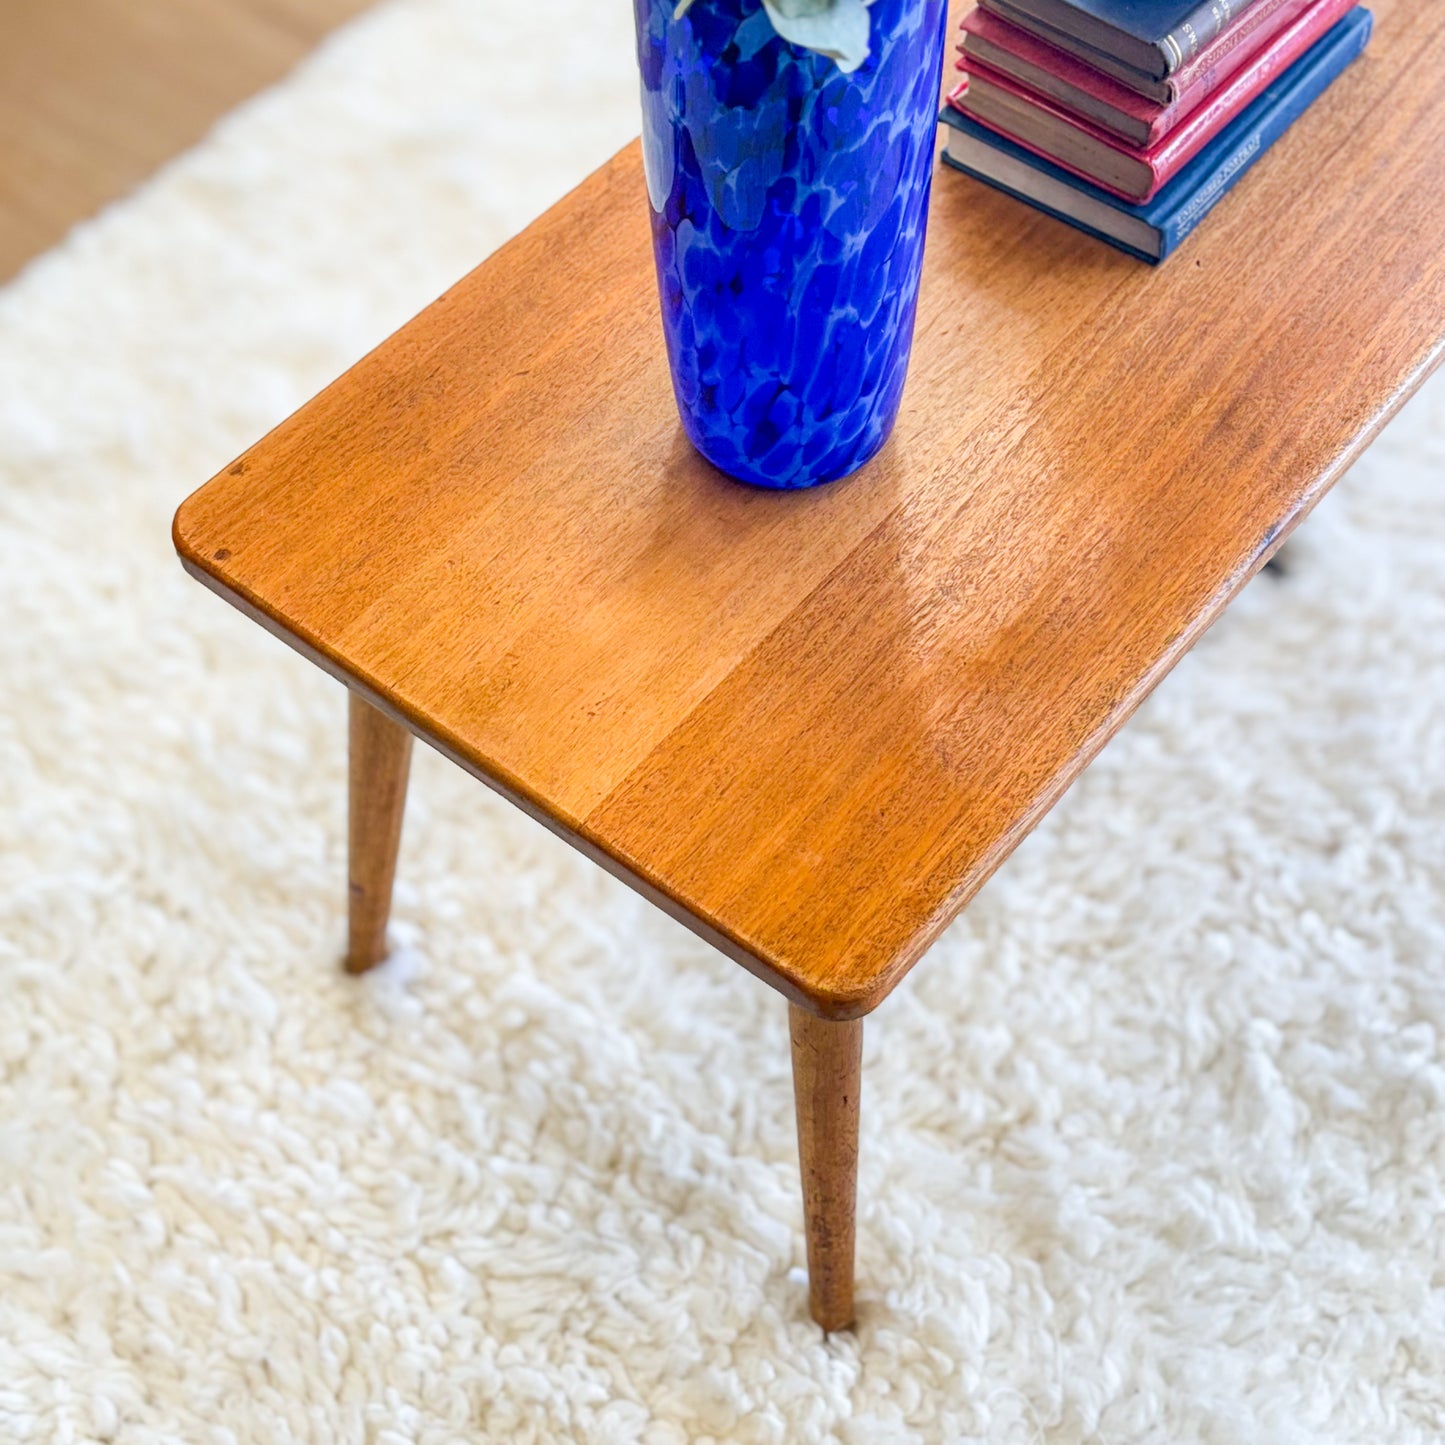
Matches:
[[635, 0, 948, 489]]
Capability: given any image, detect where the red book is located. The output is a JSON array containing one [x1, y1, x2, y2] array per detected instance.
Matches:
[[951, 0, 1359, 201], [959, 0, 1321, 145], [979, 0, 1325, 103]]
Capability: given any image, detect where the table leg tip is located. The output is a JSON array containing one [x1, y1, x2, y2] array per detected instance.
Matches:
[[809, 1294, 856, 1332], [343, 944, 386, 975]]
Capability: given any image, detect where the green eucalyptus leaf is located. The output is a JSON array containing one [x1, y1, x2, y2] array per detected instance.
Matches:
[[762, 0, 871, 71], [672, 0, 874, 74]]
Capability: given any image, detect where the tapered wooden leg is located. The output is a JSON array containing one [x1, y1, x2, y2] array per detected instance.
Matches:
[[789, 1003, 863, 1332], [346, 692, 413, 974]]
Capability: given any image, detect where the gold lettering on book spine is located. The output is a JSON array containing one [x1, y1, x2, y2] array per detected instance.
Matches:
[[1193, 0, 1289, 76], [1174, 0, 1231, 68]]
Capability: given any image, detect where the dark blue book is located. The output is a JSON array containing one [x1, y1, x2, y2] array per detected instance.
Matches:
[[983, 0, 1272, 80], [938, 7, 1372, 264]]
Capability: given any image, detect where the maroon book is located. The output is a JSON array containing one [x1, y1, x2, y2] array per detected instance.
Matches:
[[952, 0, 1360, 200], [960, 0, 1324, 144]]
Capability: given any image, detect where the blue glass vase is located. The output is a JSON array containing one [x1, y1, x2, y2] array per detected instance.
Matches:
[[635, 0, 948, 490]]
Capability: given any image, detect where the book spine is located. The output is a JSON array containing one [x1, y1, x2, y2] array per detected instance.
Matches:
[[1159, 0, 1260, 75], [1158, 9, 1371, 254], [1170, 0, 1303, 96], [1153, 0, 1357, 167]]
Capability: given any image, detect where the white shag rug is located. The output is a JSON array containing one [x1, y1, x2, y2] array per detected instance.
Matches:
[[3, 2, 1445, 1439]]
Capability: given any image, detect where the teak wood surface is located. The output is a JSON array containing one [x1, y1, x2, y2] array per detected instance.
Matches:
[[789, 1007, 864, 1330], [175, 0, 1445, 1019], [346, 694, 413, 974]]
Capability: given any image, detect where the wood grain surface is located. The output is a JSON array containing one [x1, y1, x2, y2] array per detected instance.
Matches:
[[0, 0, 373, 281], [175, 0, 1445, 1018], [346, 693, 413, 973], [790, 1006, 863, 1331]]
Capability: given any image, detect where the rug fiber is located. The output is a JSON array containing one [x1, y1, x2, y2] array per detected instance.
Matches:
[[2, 2, 1445, 1440]]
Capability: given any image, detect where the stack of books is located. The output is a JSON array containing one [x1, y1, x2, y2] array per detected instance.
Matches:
[[940, 0, 1373, 262]]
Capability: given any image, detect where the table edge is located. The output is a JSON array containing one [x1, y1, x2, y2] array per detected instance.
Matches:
[[171, 192, 1445, 1022], [173, 511, 878, 1017]]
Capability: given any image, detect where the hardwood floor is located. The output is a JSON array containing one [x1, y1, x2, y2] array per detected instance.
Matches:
[[0, 0, 375, 282]]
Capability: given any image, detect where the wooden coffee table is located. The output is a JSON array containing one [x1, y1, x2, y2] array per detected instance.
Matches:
[[174, 0, 1444, 1331]]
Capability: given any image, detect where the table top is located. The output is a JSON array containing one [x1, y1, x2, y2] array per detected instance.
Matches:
[[175, 0, 1445, 1019]]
